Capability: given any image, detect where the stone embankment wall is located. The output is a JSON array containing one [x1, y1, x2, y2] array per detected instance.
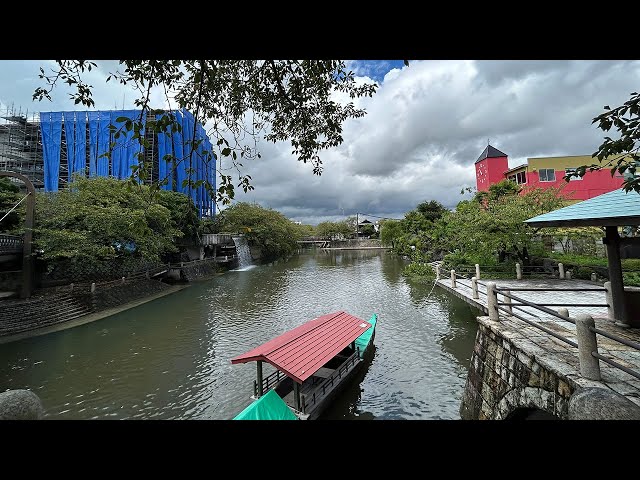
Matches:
[[0, 279, 173, 337], [180, 258, 223, 281], [329, 239, 385, 249], [460, 318, 573, 419]]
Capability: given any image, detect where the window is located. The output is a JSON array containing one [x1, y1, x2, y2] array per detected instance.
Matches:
[[508, 172, 526, 184], [564, 168, 583, 181], [539, 168, 556, 182]]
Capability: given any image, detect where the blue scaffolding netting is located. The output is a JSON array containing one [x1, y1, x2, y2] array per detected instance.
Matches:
[[40, 108, 215, 218]]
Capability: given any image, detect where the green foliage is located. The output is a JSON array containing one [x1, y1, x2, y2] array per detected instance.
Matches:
[[573, 266, 596, 280], [34, 60, 379, 206], [379, 200, 447, 258], [380, 220, 403, 248], [415, 200, 447, 222], [359, 223, 376, 237], [216, 202, 301, 261], [624, 272, 640, 287], [550, 252, 608, 268], [582, 91, 640, 193], [440, 187, 564, 265], [551, 227, 601, 256], [562, 91, 640, 192], [156, 188, 199, 240], [0, 177, 22, 232], [401, 262, 436, 283], [293, 223, 315, 238], [474, 179, 521, 203], [442, 250, 498, 268], [315, 220, 352, 239], [34, 177, 186, 280]]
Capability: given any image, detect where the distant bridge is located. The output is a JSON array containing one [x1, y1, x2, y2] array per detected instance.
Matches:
[[297, 237, 332, 247]]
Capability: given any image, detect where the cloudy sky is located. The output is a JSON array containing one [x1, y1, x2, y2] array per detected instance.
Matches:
[[1, 60, 639, 224]]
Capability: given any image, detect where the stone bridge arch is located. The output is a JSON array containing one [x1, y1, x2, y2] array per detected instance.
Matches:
[[494, 387, 565, 420]]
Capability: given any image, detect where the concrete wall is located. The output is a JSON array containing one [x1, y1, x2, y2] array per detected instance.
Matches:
[[460, 319, 573, 419]]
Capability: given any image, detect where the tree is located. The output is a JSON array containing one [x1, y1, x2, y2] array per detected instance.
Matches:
[[0, 177, 22, 232], [473, 179, 521, 204], [315, 221, 352, 239], [360, 223, 376, 237], [215, 202, 301, 260], [379, 220, 403, 249], [33, 61, 379, 206], [415, 200, 447, 222], [571, 91, 640, 192], [34, 176, 187, 280], [440, 187, 565, 265]]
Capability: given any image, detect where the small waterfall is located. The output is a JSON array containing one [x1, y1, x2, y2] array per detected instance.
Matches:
[[232, 236, 255, 270]]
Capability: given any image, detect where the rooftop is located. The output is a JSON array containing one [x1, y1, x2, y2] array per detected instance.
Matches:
[[231, 311, 371, 383], [476, 145, 508, 164], [525, 188, 640, 228]]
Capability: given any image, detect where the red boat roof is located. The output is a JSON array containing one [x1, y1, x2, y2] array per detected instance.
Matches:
[[231, 311, 371, 383]]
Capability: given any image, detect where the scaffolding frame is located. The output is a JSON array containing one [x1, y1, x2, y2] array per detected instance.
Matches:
[[0, 105, 159, 191]]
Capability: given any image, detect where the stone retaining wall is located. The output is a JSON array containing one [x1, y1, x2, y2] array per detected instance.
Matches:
[[0, 278, 173, 338], [329, 239, 384, 248], [180, 258, 223, 282]]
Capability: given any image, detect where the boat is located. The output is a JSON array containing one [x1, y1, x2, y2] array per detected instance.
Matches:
[[231, 311, 378, 420]]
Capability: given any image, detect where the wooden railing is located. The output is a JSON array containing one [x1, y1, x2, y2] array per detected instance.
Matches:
[[302, 349, 361, 413], [255, 369, 288, 396]]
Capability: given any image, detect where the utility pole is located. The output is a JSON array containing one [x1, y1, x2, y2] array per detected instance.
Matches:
[[356, 212, 359, 238]]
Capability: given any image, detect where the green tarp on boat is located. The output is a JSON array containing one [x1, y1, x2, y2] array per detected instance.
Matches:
[[355, 313, 377, 358], [233, 388, 298, 420]]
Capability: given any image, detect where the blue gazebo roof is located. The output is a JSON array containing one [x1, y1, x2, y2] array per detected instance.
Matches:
[[525, 189, 640, 228]]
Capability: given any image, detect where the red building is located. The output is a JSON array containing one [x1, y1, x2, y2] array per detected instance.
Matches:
[[475, 144, 624, 202]]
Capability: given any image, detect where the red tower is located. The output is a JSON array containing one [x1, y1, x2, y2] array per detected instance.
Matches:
[[475, 145, 509, 192]]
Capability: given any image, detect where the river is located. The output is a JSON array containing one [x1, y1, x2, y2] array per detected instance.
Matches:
[[0, 250, 480, 419]]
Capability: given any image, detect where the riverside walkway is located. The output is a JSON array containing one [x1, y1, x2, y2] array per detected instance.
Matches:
[[435, 268, 640, 416]]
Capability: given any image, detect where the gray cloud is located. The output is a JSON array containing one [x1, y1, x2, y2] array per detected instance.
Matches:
[[2, 60, 639, 224]]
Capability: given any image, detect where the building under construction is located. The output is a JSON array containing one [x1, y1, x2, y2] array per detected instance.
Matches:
[[0, 105, 215, 217]]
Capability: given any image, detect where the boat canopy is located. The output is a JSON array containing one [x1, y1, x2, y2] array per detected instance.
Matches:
[[233, 389, 298, 420], [231, 311, 371, 383]]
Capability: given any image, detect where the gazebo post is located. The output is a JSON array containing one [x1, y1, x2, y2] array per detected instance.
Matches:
[[293, 381, 301, 411], [256, 361, 264, 396], [604, 226, 629, 327]]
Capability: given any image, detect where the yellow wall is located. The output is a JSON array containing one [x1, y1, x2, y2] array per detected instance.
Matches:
[[527, 155, 596, 170], [527, 155, 616, 171]]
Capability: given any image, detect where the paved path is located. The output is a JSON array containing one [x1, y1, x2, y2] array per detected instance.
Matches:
[[436, 274, 640, 407]]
